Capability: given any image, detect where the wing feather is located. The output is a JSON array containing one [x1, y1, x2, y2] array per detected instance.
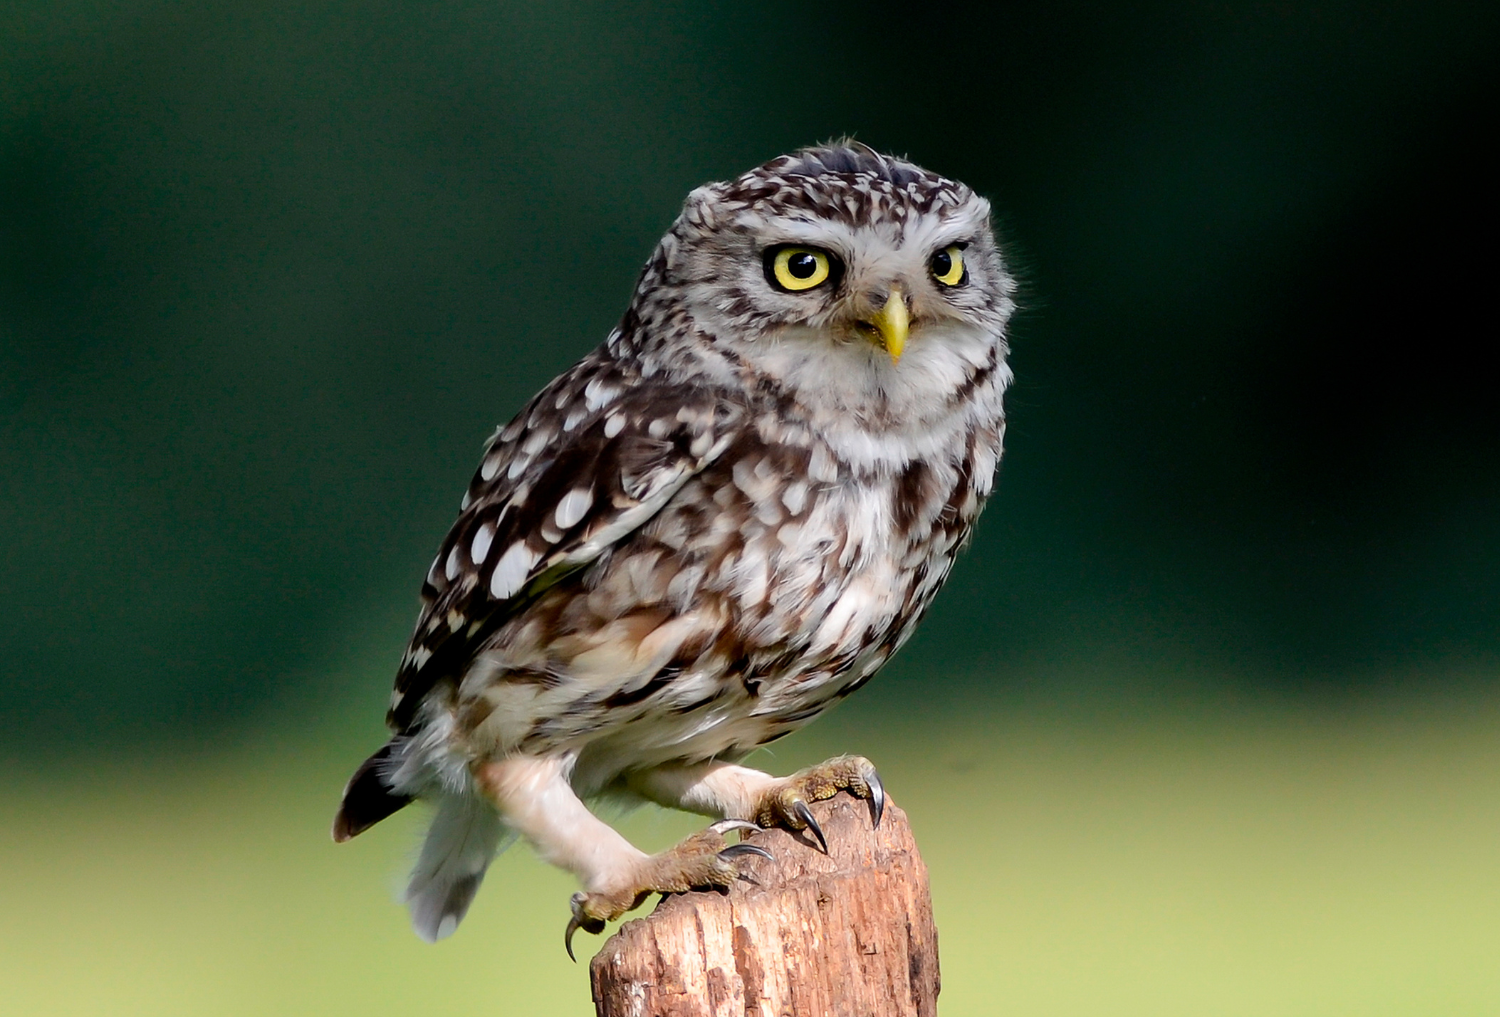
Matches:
[[387, 353, 742, 730]]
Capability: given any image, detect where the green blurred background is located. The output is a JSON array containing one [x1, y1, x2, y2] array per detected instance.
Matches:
[[3, 2, 1498, 1014]]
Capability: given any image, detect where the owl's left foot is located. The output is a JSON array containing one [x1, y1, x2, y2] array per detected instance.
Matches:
[[564, 820, 770, 960], [753, 754, 885, 853]]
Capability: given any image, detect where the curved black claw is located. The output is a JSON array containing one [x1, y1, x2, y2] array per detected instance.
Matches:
[[792, 799, 828, 853], [866, 767, 886, 829], [564, 893, 606, 962], [718, 842, 774, 862]]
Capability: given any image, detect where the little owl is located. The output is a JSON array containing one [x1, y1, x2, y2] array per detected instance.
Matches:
[[333, 142, 1015, 955]]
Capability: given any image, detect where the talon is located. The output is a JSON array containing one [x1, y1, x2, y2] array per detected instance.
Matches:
[[866, 767, 886, 828], [736, 870, 761, 887], [753, 754, 888, 849], [561, 821, 768, 952], [710, 819, 761, 837], [792, 799, 828, 853], [565, 893, 605, 962], [564, 915, 580, 962]]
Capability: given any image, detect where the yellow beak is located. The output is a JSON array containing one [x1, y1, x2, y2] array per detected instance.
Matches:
[[859, 286, 909, 363]]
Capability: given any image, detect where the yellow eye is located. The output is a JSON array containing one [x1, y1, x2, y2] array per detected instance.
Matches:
[[769, 246, 833, 291], [930, 245, 966, 286]]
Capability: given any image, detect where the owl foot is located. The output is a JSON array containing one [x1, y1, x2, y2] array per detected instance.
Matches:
[[753, 754, 885, 853], [564, 819, 771, 960]]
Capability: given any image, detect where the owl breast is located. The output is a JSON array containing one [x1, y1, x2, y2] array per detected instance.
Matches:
[[451, 411, 998, 782]]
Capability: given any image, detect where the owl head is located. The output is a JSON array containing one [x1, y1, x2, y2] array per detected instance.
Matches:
[[629, 142, 1014, 424]]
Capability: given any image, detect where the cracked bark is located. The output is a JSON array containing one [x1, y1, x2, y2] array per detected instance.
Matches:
[[590, 796, 939, 1017]]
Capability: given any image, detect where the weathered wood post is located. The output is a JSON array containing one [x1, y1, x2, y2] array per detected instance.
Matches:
[[590, 796, 939, 1017]]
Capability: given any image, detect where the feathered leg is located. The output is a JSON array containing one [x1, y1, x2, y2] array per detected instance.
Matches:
[[471, 755, 768, 958], [630, 755, 885, 852]]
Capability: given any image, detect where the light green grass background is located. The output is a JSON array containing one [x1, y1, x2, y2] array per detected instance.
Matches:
[[7, 673, 1497, 1016]]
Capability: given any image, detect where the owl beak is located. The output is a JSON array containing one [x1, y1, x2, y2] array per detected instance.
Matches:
[[856, 286, 909, 363]]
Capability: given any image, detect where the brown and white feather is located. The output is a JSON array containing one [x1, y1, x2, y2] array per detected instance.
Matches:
[[339, 142, 1016, 941]]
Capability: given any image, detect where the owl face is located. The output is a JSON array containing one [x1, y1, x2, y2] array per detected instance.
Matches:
[[656, 145, 1013, 405], [723, 199, 1001, 358]]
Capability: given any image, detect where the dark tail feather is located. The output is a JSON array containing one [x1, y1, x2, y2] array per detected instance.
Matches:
[[333, 741, 414, 842]]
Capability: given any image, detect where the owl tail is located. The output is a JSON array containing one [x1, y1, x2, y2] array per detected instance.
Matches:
[[405, 790, 515, 943], [332, 741, 414, 842]]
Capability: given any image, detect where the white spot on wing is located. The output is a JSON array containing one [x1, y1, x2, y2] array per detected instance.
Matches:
[[522, 429, 550, 455], [471, 523, 494, 564], [444, 546, 461, 581], [604, 413, 626, 438], [554, 487, 593, 529], [490, 541, 536, 600], [584, 378, 618, 411]]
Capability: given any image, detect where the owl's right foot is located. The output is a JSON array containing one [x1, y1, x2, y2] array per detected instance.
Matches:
[[564, 820, 771, 959], [752, 754, 886, 853]]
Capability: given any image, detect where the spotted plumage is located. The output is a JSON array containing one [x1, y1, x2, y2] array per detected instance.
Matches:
[[334, 142, 1015, 947]]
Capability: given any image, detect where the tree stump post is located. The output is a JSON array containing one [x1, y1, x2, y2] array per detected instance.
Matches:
[[590, 796, 939, 1017]]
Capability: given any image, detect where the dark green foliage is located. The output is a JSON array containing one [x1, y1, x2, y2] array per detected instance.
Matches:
[[2, 1, 1496, 749]]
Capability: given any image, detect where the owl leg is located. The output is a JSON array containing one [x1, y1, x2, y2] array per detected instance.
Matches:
[[471, 756, 770, 959], [631, 754, 885, 854]]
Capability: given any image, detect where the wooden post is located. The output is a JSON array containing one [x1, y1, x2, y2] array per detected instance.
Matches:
[[590, 796, 939, 1017]]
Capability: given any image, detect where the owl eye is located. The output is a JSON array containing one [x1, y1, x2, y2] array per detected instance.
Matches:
[[930, 245, 967, 287], [766, 246, 835, 292]]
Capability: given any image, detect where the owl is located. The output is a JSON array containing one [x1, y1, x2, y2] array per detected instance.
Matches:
[[333, 142, 1015, 955]]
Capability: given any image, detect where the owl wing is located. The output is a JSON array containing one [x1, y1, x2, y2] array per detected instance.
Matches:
[[387, 355, 742, 732]]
